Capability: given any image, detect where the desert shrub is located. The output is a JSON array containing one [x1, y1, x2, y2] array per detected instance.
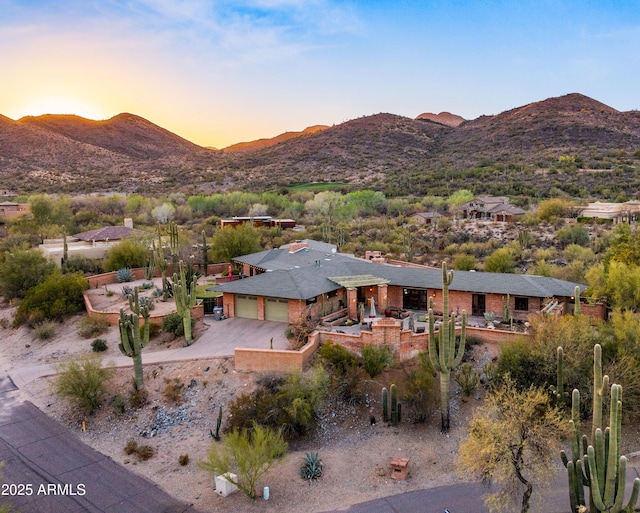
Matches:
[[163, 378, 185, 405], [102, 239, 149, 272], [404, 352, 436, 423], [161, 312, 193, 337], [226, 366, 328, 438], [179, 454, 189, 466], [32, 320, 57, 340], [14, 272, 89, 325], [318, 341, 359, 372], [201, 422, 287, 500], [497, 314, 604, 416], [0, 318, 9, 329], [123, 440, 155, 461], [129, 384, 149, 409], [54, 355, 115, 414], [124, 439, 138, 455], [91, 338, 108, 352], [455, 362, 480, 397], [286, 314, 318, 349], [136, 445, 155, 461], [148, 322, 161, 338], [62, 254, 101, 274], [361, 344, 393, 378], [111, 394, 127, 414], [453, 253, 477, 271], [484, 248, 515, 273], [78, 315, 110, 338], [556, 224, 590, 247], [0, 248, 57, 300]]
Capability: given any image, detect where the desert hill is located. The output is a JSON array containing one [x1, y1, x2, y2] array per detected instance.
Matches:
[[416, 111, 465, 127], [223, 125, 329, 152], [1, 93, 640, 197]]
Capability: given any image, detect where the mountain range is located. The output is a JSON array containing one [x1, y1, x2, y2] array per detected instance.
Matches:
[[1, 93, 639, 198]]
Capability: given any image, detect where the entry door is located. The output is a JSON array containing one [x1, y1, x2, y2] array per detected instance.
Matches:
[[472, 294, 486, 316]]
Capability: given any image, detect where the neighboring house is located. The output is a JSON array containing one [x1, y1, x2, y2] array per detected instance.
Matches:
[[460, 197, 526, 222], [579, 201, 640, 224], [214, 240, 585, 324], [0, 201, 30, 220], [220, 216, 297, 229], [39, 220, 149, 266], [409, 212, 443, 225]]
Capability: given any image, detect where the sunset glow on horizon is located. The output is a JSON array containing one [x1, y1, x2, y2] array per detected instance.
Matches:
[[2, 1, 639, 148]]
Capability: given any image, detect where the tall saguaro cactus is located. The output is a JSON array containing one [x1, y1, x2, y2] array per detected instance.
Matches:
[[173, 260, 197, 345], [153, 235, 169, 292], [561, 344, 640, 513], [201, 230, 209, 277], [169, 221, 180, 269], [428, 262, 467, 432], [118, 288, 150, 389]]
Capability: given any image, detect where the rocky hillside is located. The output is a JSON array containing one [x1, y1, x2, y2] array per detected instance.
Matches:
[[1, 93, 639, 197]]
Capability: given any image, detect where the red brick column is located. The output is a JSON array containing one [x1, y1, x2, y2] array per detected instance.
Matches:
[[347, 288, 358, 319]]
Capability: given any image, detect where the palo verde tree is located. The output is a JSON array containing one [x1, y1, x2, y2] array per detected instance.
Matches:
[[428, 261, 467, 432], [458, 378, 565, 513], [200, 422, 287, 500]]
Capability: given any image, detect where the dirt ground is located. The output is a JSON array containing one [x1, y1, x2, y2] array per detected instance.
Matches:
[[2, 302, 639, 513]]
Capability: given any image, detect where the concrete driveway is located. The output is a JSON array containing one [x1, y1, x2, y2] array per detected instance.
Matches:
[[9, 317, 290, 389]]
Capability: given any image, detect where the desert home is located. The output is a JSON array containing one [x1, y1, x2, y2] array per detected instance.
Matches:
[[39, 219, 149, 266], [214, 240, 589, 325], [460, 196, 526, 222]]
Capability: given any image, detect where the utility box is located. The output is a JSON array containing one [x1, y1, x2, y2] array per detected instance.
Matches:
[[215, 473, 239, 497], [390, 457, 410, 480]]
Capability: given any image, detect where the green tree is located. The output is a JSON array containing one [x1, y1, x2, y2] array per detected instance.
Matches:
[[14, 272, 89, 324], [457, 378, 565, 513], [210, 224, 261, 263], [484, 248, 515, 273], [536, 198, 570, 221], [54, 355, 115, 414], [586, 261, 640, 311], [200, 422, 287, 500], [0, 248, 57, 300], [453, 253, 477, 271], [102, 239, 149, 271]]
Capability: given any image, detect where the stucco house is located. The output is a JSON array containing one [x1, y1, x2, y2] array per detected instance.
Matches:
[[39, 220, 149, 266], [409, 211, 443, 225], [214, 240, 585, 324], [579, 201, 640, 224]]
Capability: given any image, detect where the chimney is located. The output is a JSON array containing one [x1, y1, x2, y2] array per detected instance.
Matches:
[[365, 250, 386, 264]]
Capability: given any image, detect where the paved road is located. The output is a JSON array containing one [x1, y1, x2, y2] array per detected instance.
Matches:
[[0, 388, 201, 513]]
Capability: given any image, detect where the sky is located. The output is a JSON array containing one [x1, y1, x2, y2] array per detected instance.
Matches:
[[1, 0, 639, 148]]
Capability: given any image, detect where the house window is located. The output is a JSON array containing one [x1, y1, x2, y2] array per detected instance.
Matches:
[[327, 290, 338, 299], [514, 297, 529, 311]]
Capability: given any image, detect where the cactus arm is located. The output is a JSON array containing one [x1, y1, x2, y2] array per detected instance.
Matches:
[[382, 387, 388, 423]]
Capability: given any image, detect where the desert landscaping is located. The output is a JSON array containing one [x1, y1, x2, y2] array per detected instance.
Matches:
[[0, 294, 494, 513]]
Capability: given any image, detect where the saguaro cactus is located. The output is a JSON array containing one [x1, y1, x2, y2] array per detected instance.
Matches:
[[381, 384, 401, 426], [561, 344, 640, 513], [574, 285, 581, 316], [169, 221, 180, 269], [201, 230, 209, 277], [118, 289, 150, 389], [173, 260, 197, 345], [153, 235, 169, 293], [428, 261, 467, 432], [550, 346, 568, 407]]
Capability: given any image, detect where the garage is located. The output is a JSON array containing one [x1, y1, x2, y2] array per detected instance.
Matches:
[[235, 295, 258, 319], [265, 297, 289, 323]]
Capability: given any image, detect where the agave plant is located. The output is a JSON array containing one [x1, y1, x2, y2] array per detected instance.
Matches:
[[299, 452, 323, 483], [116, 267, 134, 283]]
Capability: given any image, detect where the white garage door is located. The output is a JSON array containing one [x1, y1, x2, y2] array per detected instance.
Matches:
[[265, 298, 289, 322], [235, 295, 258, 319]]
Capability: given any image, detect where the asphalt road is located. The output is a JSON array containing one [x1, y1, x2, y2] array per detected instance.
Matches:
[[0, 386, 201, 513]]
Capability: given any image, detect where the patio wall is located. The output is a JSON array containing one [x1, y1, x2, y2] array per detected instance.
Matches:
[[234, 336, 320, 372]]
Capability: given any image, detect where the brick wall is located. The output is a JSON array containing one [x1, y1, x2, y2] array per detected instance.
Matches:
[[234, 336, 320, 372]]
